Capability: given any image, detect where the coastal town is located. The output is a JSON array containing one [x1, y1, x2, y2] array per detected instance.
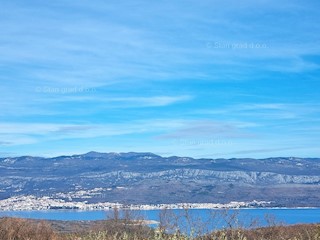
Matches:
[[0, 194, 271, 211]]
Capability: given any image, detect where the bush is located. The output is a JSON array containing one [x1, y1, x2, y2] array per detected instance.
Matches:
[[0, 211, 320, 240], [0, 217, 58, 240]]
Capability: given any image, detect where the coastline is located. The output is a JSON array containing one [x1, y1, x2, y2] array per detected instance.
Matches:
[[0, 195, 319, 211], [0, 195, 270, 211]]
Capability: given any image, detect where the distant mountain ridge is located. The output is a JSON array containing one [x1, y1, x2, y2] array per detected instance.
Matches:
[[0, 152, 319, 207]]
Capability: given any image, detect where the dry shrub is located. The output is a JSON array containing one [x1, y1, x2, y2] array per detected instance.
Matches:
[[204, 224, 320, 240], [1, 213, 319, 240], [81, 208, 154, 240], [247, 224, 320, 240], [0, 217, 58, 240]]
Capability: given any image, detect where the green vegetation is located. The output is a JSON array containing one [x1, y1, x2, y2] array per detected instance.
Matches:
[[0, 209, 319, 240]]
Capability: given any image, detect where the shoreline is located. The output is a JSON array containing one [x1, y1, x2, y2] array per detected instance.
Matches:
[[1, 207, 319, 212], [1, 206, 319, 212], [0, 195, 319, 211]]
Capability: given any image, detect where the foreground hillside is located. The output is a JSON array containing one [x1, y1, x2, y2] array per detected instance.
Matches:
[[0, 152, 320, 207], [0, 216, 319, 240]]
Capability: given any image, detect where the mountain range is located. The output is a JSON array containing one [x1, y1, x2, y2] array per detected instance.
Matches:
[[1, 152, 319, 207]]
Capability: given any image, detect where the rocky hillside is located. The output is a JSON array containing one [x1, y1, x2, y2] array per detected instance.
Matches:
[[0, 152, 319, 207]]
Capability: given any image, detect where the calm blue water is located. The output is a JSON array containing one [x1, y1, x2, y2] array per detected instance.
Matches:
[[0, 209, 319, 230]]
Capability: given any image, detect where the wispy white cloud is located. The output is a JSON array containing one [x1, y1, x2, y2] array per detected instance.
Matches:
[[0, 91, 193, 117], [1, 0, 319, 93], [0, 118, 256, 146], [228, 147, 304, 155], [156, 120, 258, 140], [39, 95, 193, 107], [196, 103, 320, 121], [100, 95, 193, 107]]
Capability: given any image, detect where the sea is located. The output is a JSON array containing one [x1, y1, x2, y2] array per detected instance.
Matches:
[[0, 208, 319, 231]]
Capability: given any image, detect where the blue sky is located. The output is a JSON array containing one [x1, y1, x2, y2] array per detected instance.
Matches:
[[1, 0, 320, 158]]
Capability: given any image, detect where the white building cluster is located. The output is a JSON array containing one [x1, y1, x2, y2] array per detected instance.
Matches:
[[0, 195, 270, 211]]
